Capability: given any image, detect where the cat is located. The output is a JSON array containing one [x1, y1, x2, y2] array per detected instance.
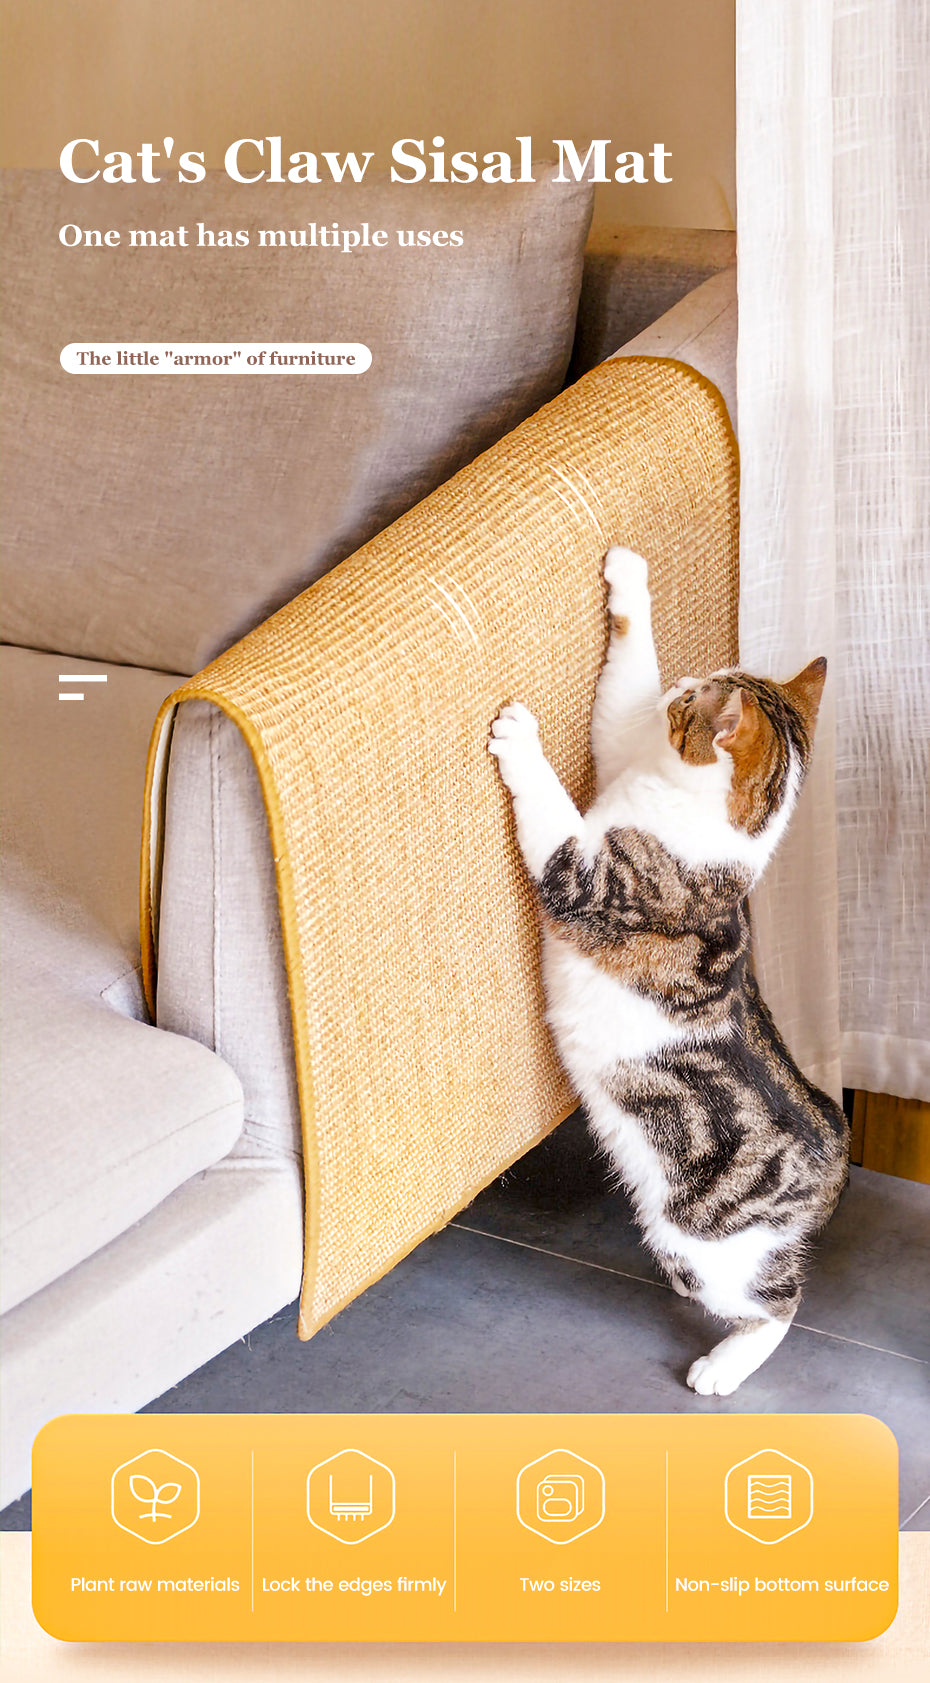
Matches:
[[489, 545, 849, 1396]]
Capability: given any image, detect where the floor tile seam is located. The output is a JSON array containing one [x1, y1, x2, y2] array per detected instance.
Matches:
[[450, 1221, 930, 1366], [449, 1221, 667, 1292], [900, 1492, 930, 1529], [789, 1319, 929, 1365]]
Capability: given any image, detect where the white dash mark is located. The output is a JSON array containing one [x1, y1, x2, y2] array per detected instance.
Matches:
[[571, 465, 611, 518], [551, 484, 586, 527], [426, 576, 482, 651], [550, 466, 607, 539], [442, 575, 484, 629], [58, 673, 107, 683], [428, 594, 468, 645]]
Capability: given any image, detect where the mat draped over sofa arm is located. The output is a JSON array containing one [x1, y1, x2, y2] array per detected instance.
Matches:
[[141, 356, 738, 1338]]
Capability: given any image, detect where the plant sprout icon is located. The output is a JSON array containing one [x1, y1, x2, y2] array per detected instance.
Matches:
[[129, 1474, 182, 1525], [111, 1450, 200, 1543]]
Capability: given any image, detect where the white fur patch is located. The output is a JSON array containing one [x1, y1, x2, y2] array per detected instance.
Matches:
[[657, 1222, 800, 1323], [543, 934, 688, 1068], [687, 1315, 795, 1396]]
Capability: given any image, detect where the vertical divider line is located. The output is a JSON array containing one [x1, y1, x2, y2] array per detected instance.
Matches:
[[250, 1450, 255, 1615], [664, 1450, 669, 1614], [452, 1450, 458, 1614]]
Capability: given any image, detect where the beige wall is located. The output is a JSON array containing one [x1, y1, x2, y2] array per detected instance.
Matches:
[[1, 0, 734, 232]]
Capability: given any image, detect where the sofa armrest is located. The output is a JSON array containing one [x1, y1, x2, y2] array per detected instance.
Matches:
[[147, 351, 738, 1340], [570, 226, 736, 381], [613, 268, 738, 433], [156, 700, 301, 1165]]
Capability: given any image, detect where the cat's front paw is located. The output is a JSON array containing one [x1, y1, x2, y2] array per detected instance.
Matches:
[[488, 702, 542, 791], [604, 546, 650, 618]]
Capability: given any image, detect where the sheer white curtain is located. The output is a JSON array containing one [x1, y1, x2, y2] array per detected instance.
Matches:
[[736, 0, 929, 1103]]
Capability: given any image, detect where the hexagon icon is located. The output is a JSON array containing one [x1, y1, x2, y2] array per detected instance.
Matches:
[[111, 1449, 200, 1544], [516, 1448, 605, 1545], [307, 1449, 395, 1545], [725, 1448, 814, 1545]]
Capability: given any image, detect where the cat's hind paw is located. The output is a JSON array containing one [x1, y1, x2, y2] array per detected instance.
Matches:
[[603, 545, 649, 613], [686, 1352, 743, 1398], [686, 1315, 792, 1397]]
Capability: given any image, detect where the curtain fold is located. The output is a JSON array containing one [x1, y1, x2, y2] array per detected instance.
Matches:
[[736, 0, 929, 1103]]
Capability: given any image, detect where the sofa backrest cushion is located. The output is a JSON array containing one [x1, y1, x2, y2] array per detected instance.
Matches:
[[0, 168, 591, 674]]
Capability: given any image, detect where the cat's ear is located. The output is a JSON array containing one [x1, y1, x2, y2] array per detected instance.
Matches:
[[783, 657, 828, 731], [714, 687, 759, 753]]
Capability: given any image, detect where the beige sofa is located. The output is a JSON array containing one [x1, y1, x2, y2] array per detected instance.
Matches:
[[0, 166, 734, 1507]]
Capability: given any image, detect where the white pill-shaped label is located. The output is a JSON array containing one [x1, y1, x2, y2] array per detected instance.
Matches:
[[60, 343, 371, 373]]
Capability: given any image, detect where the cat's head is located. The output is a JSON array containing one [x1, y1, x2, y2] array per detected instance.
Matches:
[[664, 657, 827, 836]]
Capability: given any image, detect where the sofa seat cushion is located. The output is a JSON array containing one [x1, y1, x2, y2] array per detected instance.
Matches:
[[0, 1154, 303, 1509], [0, 648, 244, 1312]]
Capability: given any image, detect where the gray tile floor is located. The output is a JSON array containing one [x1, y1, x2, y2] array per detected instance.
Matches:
[[3, 1112, 929, 1531]]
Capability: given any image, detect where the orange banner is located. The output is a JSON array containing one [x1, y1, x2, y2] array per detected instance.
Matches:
[[32, 1414, 897, 1642]]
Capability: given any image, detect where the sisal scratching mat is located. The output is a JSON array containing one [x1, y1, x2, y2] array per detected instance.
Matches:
[[141, 357, 739, 1338]]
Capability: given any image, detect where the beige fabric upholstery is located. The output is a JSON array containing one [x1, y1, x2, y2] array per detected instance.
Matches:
[[0, 1155, 302, 1508], [570, 225, 736, 379], [1, 168, 592, 675], [1, 649, 184, 974], [614, 268, 739, 433], [157, 700, 301, 1160], [0, 648, 244, 1313]]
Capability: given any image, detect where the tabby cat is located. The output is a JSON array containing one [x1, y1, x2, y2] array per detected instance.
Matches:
[[489, 546, 849, 1396]]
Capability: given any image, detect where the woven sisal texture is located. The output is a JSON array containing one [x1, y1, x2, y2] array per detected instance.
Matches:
[[141, 356, 738, 1338]]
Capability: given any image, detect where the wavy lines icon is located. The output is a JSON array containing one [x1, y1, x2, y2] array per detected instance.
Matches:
[[747, 1475, 792, 1519]]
